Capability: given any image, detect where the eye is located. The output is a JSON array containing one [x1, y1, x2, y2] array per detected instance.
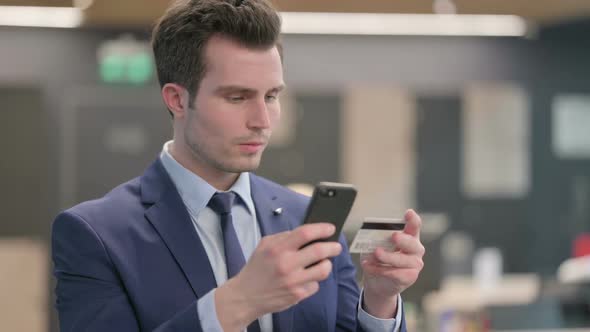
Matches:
[[226, 95, 245, 103], [265, 94, 278, 102]]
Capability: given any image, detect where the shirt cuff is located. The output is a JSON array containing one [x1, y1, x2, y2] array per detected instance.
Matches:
[[357, 289, 403, 332], [197, 288, 224, 332]]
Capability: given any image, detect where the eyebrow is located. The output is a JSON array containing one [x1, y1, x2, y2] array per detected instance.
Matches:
[[214, 84, 286, 95]]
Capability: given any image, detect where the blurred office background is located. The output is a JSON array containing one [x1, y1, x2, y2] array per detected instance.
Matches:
[[1, 0, 590, 331]]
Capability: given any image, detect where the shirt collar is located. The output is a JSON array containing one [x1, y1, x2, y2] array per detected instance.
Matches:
[[159, 140, 255, 216]]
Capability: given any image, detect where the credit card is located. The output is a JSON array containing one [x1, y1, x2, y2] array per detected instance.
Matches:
[[349, 217, 405, 254]]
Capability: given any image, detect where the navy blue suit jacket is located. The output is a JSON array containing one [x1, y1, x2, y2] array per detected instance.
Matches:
[[52, 159, 406, 331]]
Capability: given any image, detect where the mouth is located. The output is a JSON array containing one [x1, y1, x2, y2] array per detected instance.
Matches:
[[238, 141, 266, 153]]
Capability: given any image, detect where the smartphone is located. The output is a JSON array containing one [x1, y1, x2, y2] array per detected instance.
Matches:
[[302, 182, 357, 243]]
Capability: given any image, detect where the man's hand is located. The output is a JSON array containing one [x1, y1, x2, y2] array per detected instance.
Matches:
[[361, 209, 425, 319], [215, 223, 342, 332]]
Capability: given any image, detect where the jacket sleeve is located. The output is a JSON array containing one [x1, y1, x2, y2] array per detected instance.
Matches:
[[51, 211, 203, 332]]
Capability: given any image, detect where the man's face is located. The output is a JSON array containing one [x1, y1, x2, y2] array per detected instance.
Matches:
[[182, 35, 284, 176]]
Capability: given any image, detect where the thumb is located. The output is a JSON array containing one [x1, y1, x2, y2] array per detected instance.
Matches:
[[403, 209, 421, 238]]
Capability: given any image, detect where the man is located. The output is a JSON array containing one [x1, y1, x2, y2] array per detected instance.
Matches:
[[51, 0, 425, 331]]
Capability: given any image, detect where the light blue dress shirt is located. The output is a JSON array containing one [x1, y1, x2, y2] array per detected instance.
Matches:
[[160, 141, 401, 332]]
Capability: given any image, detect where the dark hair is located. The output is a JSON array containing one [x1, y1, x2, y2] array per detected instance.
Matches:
[[151, 0, 282, 116]]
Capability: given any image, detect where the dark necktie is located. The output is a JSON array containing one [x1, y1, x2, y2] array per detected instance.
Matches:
[[208, 192, 262, 332]]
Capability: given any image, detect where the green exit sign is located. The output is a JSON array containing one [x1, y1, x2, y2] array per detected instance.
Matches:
[[98, 35, 154, 85]]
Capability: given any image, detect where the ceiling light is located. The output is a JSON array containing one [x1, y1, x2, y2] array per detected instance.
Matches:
[[281, 12, 528, 37], [0, 6, 83, 28]]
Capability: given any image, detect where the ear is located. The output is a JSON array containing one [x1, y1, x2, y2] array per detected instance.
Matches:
[[161, 83, 190, 119]]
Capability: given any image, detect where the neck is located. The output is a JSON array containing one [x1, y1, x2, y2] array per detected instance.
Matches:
[[169, 140, 239, 191]]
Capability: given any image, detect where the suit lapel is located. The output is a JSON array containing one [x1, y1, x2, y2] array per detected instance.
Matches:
[[141, 164, 297, 330], [250, 175, 295, 332], [141, 160, 217, 299], [250, 177, 292, 237]]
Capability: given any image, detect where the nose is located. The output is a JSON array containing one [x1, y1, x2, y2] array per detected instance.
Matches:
[[246, 98, 271, 130]]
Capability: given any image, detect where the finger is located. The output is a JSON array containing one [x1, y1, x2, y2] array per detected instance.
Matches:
[[283, 223, 336, 249], [295, 259, 334, 284], [372, 247, 424, 269], [360, 251, 379, 266], [256, 230, 294, 252], [361, 263, 421, 285], [359, 249, 396, 267], [392, 232, 425, 255], [403, 209, 422, 238], [292, 281, 320, 302], [360, 249, 396, 266], [296, 241, 342, 268]]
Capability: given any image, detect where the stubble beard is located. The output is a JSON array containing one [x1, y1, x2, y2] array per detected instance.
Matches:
[[184, 130, 263, 175]]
